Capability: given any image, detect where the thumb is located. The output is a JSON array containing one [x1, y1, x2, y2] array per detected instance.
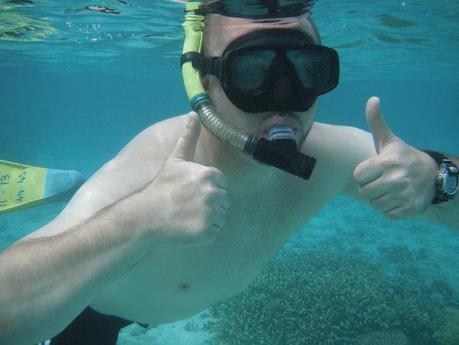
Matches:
[[366, 96, 395, 154], [170, 113, 201, 161]]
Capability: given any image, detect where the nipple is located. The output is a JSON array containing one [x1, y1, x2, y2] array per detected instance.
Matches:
[[268, 125, 295, 141]]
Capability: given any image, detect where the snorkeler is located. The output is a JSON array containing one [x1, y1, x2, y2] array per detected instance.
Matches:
[[64, 0, 135, 15], [1, 1, 458, 345], [65, 5, 121, 15], [5, 0, 34, 4]]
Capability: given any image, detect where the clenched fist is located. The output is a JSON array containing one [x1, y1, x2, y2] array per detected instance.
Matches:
[[125, 113, 229, 246]]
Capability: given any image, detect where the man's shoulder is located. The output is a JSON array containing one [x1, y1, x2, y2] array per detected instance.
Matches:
[[305, 121, 376, 180], [306, 122, 374, 157], [308, 121, 370, 141], [117, 112, 193, 159]]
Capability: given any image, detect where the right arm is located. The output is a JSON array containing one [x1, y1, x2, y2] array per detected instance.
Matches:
[[0, 114, 228, 345], [0, 194, 153, 345]]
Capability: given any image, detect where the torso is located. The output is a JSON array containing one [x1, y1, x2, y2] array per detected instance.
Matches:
[[34, 113, 373, 325], [91, 166, 332, 324]]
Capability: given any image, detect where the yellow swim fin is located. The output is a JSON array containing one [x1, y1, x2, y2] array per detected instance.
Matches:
[[0, 160, 85, 214]]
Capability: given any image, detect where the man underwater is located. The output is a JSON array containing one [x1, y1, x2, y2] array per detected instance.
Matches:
[[1, 1, 458, 344]]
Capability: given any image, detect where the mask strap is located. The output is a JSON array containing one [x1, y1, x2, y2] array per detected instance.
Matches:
[[181, 52, 221, 77]]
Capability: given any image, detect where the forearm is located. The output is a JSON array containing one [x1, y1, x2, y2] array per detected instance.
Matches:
[[0, 196, 152, 345]]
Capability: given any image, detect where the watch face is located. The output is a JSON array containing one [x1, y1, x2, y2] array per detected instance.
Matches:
[[444, 171, 459, 195]]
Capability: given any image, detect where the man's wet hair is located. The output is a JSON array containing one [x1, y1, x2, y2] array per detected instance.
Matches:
[[201, 0, 321, 52]]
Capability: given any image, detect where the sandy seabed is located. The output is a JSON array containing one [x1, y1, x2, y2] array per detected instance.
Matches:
[[117, 311, 214, 345]]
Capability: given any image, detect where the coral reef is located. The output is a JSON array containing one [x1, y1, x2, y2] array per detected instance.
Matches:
[[437, 314, 459, 345], [354, 329, 408, 345], [205, 250, 444, 345]]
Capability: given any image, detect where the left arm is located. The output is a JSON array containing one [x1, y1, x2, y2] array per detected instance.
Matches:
[[344, 97, 459, 230]]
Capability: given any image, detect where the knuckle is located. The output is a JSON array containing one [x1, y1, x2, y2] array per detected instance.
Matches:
[[387, 210, 403, 220], [389, 170, 408, 189], [201, 204, 213, 218], [202, 189, 217, 205], [206, 167, 225, 182], [205, 184, 219, 195], [189, 169, 205, 183], [392, 155, 403, 167], [195, 217, 211, 234], [369, 198, 378, 208], [379, 156, 392, 167], [397, 176, 409, 190], [358, 186, 369, 198], [206, 166, 220, 175], [398, 192, 409, 205], [381, 155, 399, 168], [201, 167, 218, 179], [384, 206, 400, 219], [384, 212, 397, 220]]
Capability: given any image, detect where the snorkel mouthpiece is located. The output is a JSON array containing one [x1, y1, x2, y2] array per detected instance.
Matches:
[[268, 126, 295, 140], [181, 2, 316, 180], [249, 125, 316, 180]]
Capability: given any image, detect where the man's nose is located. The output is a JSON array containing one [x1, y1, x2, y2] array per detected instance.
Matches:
[[272, 74, 293, 104]]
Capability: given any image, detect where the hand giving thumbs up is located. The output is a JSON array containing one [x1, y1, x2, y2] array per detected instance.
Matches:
[[353, 97, 437, 219]]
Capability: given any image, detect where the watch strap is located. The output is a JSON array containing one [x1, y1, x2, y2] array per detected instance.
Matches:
[[422, 150, 449, 165]]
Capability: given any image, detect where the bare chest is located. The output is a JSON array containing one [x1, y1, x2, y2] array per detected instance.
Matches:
[[91, 179, 329, 325]]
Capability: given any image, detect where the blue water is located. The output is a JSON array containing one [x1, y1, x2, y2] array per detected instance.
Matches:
[[1, 1, 459, 344]]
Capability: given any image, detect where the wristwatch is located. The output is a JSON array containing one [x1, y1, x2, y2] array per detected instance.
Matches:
[[423, 150, 459, 204]]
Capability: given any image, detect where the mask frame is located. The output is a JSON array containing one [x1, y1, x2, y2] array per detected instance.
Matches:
[[201, 29, 340, 113]]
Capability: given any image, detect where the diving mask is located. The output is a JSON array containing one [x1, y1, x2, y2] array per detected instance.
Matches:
[[200, 29, 340, 113]]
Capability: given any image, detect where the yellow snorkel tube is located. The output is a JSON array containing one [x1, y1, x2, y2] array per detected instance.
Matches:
[[182, 1, 254, 152], [181, 2, 316, 179]]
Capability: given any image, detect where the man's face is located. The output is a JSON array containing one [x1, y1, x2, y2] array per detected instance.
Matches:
[[203, 14, 321, 146]]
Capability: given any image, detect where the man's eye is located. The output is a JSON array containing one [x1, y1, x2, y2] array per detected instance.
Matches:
[[231, 51, 275, 91]]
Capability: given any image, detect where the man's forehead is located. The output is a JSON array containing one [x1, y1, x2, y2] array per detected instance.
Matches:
[[203, 14, 320, 55]]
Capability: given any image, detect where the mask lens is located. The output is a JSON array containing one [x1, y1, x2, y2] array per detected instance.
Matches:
[[229, 50, 276, 93], [230, 47, 336, 95], [207, 29, 340, 113], [287, 48, 333, 92]]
